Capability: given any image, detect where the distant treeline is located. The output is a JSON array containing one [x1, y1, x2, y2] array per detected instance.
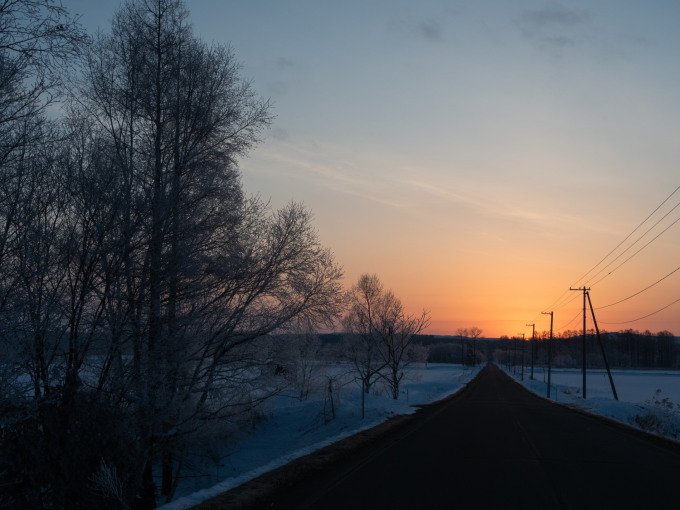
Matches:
[[493, 329, 679, 370], [318, 331, 680, 370]]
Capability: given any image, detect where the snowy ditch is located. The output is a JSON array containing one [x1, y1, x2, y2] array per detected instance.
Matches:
[[158, 363, 482, 509]]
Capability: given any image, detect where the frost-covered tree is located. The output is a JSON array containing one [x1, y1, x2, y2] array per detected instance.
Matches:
[[341, 274, 388, 397], [0, 1, 346, 508], [342, 274, 430, 403], [376, 290, 430, 399], [72, 1, 345, 504]]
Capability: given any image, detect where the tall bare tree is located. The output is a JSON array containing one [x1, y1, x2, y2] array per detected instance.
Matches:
[[73, 1, 345, 505], [342, 274, 388, 398], [0, 1, 346, 507], [378, 292, 430, 399], [342, 274, 430, 402]]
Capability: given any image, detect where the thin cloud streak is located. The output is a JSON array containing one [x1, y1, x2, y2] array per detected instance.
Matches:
[[405, 179, 609, 235], [256, 143, 408, 209], [517, 4, 589, 56]]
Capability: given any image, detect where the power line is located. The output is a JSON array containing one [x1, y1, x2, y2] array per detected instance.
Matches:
[[528, 291, 578, 327], [589, 215, 680, 287], [542, 288, 571, 314], [556, 310, 581, 331], [534, 185, 680, 333], [600, 297, 680, 325], [586, 206, 680, 287], [553, 292, 580, 312], [596, 265, 680, 310], [572, 184, 680, 287]]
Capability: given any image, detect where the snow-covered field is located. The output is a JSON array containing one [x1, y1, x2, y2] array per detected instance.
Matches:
[[159, 363, 482, 510], [505, 365, 680, 444]]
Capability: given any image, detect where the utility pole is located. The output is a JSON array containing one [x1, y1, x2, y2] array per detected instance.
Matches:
[[542, 312, 553, 399], [570, 287, 590, 399], [585, 291, 619, 400], [519, 333, 525, 380], [526, 323, 535, 379]]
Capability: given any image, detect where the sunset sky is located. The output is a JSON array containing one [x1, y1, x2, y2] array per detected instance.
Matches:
[[69, 0, 680, 338]]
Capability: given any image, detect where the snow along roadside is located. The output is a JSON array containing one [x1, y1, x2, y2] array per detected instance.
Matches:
[[158, 364, 483, 510], [500, 364, 680, 445]]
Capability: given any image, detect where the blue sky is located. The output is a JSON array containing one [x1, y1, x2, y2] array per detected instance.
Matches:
[[67, 1, 680, 336]]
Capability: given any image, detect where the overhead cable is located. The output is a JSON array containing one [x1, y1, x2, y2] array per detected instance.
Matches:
[[599, 297, 680, 325], [556, 310, 581, 331], [589, 215, 680, 287], [572, 184, 680, 287], [586, 206, 680, 287], [553, 292, 581, 312], [595, 265, 680, 310]]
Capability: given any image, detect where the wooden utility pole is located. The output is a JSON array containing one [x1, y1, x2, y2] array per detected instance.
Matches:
[[526, 323, 535, 379], [586, 291, 619, 400], [519, 333, 525, 380], [542, 311, 553, 399], [570, 287, 590, 398]]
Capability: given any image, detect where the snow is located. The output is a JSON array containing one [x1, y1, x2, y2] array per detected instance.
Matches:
[[158, 363, 680, 509], [503, 365, 680, 444], [157, 363, 482, 510]]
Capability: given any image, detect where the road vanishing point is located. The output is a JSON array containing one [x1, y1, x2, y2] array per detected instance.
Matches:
[[199, 364, 680, 509]]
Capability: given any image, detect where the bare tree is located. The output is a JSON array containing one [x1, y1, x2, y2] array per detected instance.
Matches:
[[74, 1, 275, 503], [467, 326, 483, 366], [72, 1, 346, 505], [342, 274, 430, 403], [375, 290, 430, 400], [0, 0, 85, 166], [0, 2, 346, 507], [457, 327, 468, 366], [341, 274, 388, 398], [0, 0, 85, 334]]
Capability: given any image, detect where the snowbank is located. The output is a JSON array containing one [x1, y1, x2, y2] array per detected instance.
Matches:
[[158, 363, 482, 510], [503, 365, 680, 443]]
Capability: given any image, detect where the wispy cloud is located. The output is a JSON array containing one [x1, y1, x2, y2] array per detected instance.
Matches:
[[405, 178, 608, 235], [276, 57, 295, 70], [405, 179, 488, 211], [386, 9, 453, 45], [517, 4, 588, 56], [257, 141, 408, 209], [521, 5, 585, 30], [268, 126, 290, 142], [417, 20, 444, 43]]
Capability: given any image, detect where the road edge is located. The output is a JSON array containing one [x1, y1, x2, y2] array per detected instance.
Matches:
[[191, 367, 484, 509], [497, 363, 680, 454]]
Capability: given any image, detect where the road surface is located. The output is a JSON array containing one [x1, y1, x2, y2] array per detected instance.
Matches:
[[269, 363, 680, 509]]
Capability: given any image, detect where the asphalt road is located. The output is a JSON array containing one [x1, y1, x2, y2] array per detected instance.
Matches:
[[272, 363, 680, 509]]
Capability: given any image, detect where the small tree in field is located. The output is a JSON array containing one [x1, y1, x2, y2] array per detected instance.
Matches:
[[377, 291, 430, 399], [341, 274, 387, 397], [468, 326, 483, 366], [342, 274, 430, 402]]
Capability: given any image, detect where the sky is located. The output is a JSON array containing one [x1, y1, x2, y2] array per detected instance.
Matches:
[[66, 0, 680, 338]]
